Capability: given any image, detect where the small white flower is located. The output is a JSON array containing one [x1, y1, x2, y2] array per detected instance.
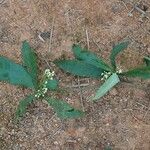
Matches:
[[44, 81, 48, 84], [100, 71, 112, 81], [35, 93, 41, 98], [118, 69, 122, 74], [101, 77, 104, 81], [104, 74, 108, 78], [51, 71, 55, 76], [47, 73, 50, 77], [50, 77, 53, 80], [45, 69, 50, 74], [42, 88, 48, 93]]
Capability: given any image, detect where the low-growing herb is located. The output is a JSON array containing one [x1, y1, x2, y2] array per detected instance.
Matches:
[[0, 41, 84, 121], [54, 42, 150, 101]]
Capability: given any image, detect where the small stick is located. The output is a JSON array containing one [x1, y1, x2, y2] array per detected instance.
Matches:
[[128, 1, 148, 18], [86, 28, 90, 50], [120, 0, 129, 10], [47, 113, 57, 125], [77, 77, 85, 111], [92, 39, 102, 51], [44, 123, 63, 140], [135, 102, 148, 109], [143, 105, 150, 119], [49, 17, 55, 53], [134, 4, 146, 15], [44, 59, 52, 69], [66, 83, 90, 88], [38, 34, 45, 42], [128, 8, 134, 16]]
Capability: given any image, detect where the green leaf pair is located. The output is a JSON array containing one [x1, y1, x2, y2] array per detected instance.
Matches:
[[16, 95, 84, 120], [55, 42, 150, 101], [1, 40, 149, 121], [0, 41, 84, 121], [54, 44, 112, 78]]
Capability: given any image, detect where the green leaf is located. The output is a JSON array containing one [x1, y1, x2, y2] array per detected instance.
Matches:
[[46, 98, 85, 119], [21, 41, 38, 88], [54, 60, 104, 78], [93, 73, 120, 101], [72, 44, 112, 71], [47, 79, 58, 90], [121, 66, 150, 79], [144, 56, 150, 66], [104, 146, 112, 150], [16, 95, 35, 121], [0, 56, 34, 88], [110, 41, 129, 71]]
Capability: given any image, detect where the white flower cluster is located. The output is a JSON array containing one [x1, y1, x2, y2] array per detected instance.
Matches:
[[44, 69, 55, 80], [116, 69, 122, 74], [101, 71, 112, 81], [35, 69, 55, 98], [35, 88, 48, 98]]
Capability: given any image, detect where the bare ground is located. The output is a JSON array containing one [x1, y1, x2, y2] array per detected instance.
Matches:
[[0, 0, 150, 149]]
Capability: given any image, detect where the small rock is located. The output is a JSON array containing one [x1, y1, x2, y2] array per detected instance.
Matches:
[[109, 88, 118, 96], [54, 141, 59, 145]]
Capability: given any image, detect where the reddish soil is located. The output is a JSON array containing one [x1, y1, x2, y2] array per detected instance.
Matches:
[[0, 0, 150, 149]]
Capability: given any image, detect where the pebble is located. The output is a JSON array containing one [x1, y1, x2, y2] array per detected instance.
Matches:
[[54, 141, 59, 145]]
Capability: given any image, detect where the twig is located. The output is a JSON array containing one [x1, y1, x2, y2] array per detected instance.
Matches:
[[52, 126, 62, 137], [44, 59, 52, 69], [38, 34, 45, 42], [128, 1, 148, 18], [77, 77, 85, 112], [128, 111, 142, 123], [47, 113, 57, 125], [43, 123, 63, 140], [135, 102, 148, 109], [134, 4, 146, 15], [49, 17, 55, 53], [92, 39, 102, 51], [143, 105, 150, 119], [128, 8, 134, 16], [66, 83, 90, 88], [120, 0, 129, 10], [86, 28, 90, 50]]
